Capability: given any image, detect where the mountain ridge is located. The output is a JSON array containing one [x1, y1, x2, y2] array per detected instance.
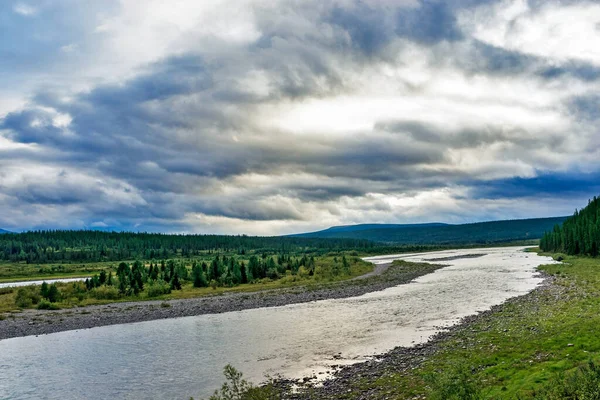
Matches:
[[290, 216, 568, 244]]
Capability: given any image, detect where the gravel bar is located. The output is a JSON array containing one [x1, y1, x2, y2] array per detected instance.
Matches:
[[0, 261, 441, 340]]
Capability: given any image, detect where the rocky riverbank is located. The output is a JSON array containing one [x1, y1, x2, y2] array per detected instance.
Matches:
[[279, 271, 561, 399], [0, 261, 441, 340]]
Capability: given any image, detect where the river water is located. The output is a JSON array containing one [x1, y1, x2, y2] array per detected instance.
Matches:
[[0, 277, 89, 289], [0, 247, 555, 400]]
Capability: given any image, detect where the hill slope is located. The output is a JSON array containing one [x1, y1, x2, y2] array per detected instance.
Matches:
[[292, 217, 568, 245], [0, 229, 11, 234], [541, 197, 600, 256], [303, 223, 449, 235]]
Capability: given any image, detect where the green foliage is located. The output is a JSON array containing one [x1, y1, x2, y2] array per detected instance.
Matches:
[[207, 365, 280, 400], [541, 196, 600, 256], [146, 280, 172, 297], [0, 229, 373, 263], [425, 363, 483, 400], [192, 263, 208, 288], [170, 272, 182, 290], [15, 287, 41, 308], [46, 283, 60, 302], [531, 360, 600, 399], [89, 285, 120, 300], [40, 281, 49, 298], [37, 299, 60, 310]]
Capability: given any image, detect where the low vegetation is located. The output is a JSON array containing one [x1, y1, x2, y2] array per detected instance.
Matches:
[[333, 252, 600, 399], [0, 254, 373, 312], [206, 252, 600, 399], [194, 365, 281, 400]]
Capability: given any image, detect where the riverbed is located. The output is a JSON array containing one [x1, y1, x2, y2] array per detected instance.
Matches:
[[0, 277, 89, 289], [0, 247, 555, 399]]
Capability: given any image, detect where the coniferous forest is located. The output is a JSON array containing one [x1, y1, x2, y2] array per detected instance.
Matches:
[[540, 196, 600, 256], [0, 230, 376, 263]]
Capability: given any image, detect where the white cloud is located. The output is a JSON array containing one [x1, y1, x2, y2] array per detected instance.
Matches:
[[1, 0, 599, 233], [461, 0, 600, 65], [60, 44, 78, 53], [13, 3, 37, 16]]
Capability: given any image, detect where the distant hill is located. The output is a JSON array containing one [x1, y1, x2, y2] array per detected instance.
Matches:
[[290, 217, 568, 245], [305, 223, 449, 235], [0, 229, 11, 234]]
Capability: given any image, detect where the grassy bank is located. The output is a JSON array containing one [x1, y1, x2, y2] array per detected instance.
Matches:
[[325, 251, 600, 399], [0, 255, 374, 313]]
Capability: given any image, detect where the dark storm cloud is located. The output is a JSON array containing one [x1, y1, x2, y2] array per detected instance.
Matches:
[[569, 94, 600, 121], [470, 172, 600, 200], [328, 3, 392, 56], [1, 0, 598, 233], [395, 1, 463, 44]]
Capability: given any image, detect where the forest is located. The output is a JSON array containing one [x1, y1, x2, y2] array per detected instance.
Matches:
[[540, 196, 600, 256], [7, 253, 369, 311], [0, 230, 376, 263]]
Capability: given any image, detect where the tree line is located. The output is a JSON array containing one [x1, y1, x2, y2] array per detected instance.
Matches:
[[10, 253, 358, 308], [0, 230, 375, 263], [540, 196, 600, 256]]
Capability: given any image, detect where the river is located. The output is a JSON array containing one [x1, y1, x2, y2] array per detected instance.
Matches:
[[0, 246, 555, 399], [0, 277, 89, 289]]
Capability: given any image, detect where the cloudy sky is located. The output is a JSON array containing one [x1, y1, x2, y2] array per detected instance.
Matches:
[[1, 0, 600, 235]]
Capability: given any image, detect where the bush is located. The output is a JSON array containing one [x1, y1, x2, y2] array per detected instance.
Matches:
[[15, 287, 41, 308], [37, 299, 60, 310], [90, 286, 120, 300], [266, 268, 280, 280], [531, 360, 600, 399], [279, 274, 300, 284], [146, 281, 171, 298], [207, 364, 281, 400], [426, 363, 483, 400]]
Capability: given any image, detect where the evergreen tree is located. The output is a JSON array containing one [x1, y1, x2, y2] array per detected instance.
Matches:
[[47, 284, 60, 302], [240, 261, 249, 284], [171, 272, 182, 290], [40, 281, 49, 298], [192, 263, 208, 288]]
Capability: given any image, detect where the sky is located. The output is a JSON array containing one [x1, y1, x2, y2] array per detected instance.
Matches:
[[1, 0, 600, 235]]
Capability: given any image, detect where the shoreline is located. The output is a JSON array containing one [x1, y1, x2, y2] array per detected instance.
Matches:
[[0, 261, 442, 340], [281, 270, 559, 399]]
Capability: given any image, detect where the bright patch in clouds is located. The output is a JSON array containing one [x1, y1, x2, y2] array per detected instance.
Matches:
[[0, 0, 599, 234], [13, 2, 36, 16], [464, 0, 600, 65]]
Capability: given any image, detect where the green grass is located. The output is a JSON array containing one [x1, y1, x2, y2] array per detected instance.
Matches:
[[0, 260, 120, 282], [335, 252, 600, 399], [0, 256, 375, 313]]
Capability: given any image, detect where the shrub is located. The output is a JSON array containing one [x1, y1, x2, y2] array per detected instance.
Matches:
[[37, 299, 60, 310], [207, 364, 281, 400], [90, 286, 120, 300], [266, 268, 280, 280], [531, 360, 600, 399], [426, 363, 483, 400], [146, 281, 172, 298], [15, 287, 41, 308], [279, 274, 300, 285], [0, 287, 13, 295], [297, 266, 310, 279]]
